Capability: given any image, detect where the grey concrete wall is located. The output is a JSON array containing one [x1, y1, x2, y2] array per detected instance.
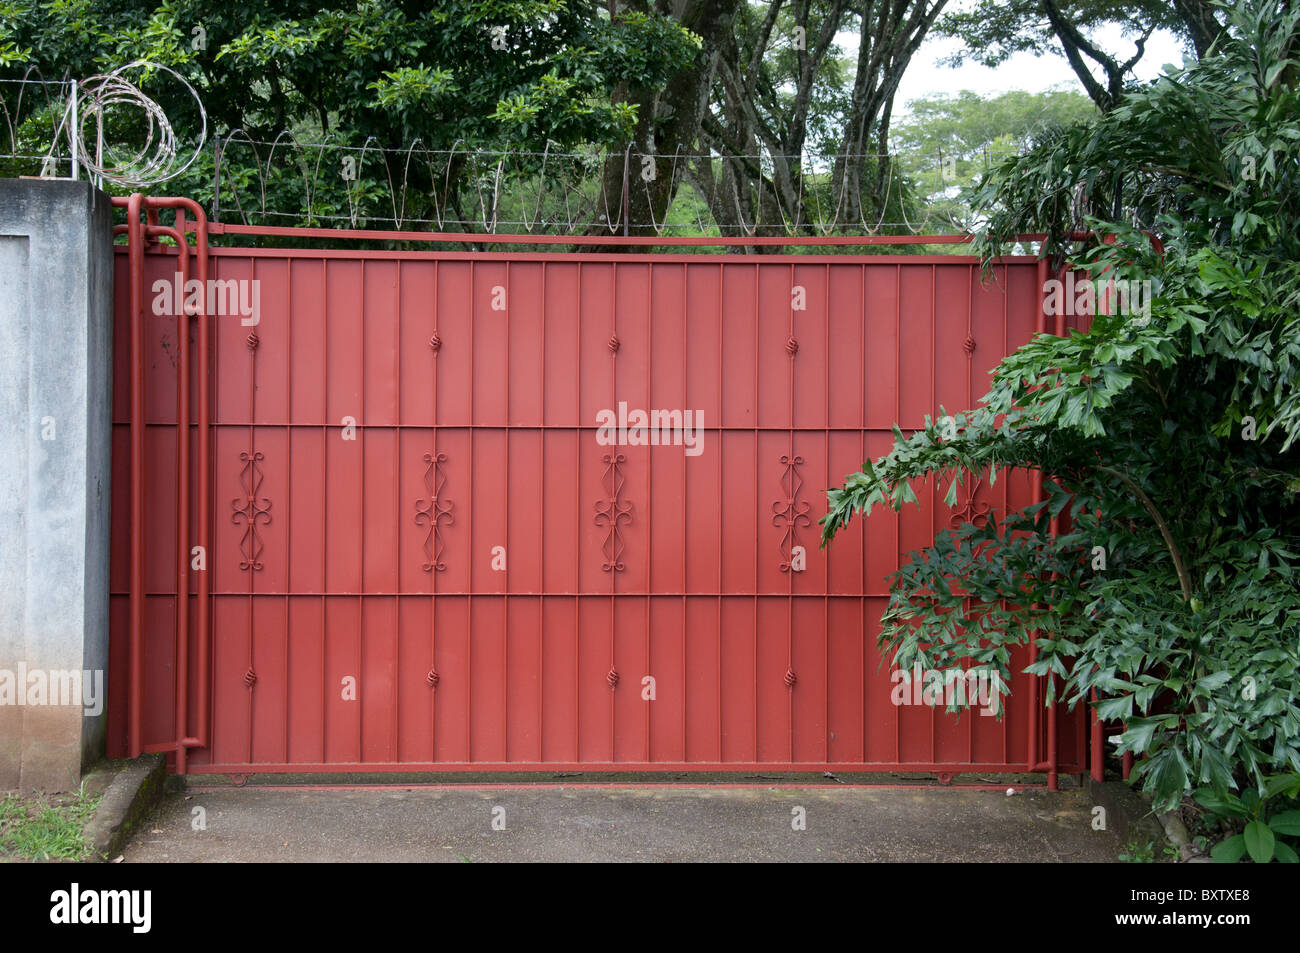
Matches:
[[0, 178, 113, 791]]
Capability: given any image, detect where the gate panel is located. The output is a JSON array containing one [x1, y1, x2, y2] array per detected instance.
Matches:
[[109, 239, 1087, 776]]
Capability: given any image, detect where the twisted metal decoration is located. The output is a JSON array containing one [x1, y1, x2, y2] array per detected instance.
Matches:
[[593, 452, 633, 572], [949, 475, 992, 529], [415, 451, 455, 572], [771, 454, 811, 572], [230, 451, 272, 571]]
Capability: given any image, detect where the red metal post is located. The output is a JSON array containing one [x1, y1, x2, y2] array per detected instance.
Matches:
[[1045, 261, 1068, 792], [148, 197, 212, 762], [1028, 255, 1047, 773], [113, 197, 212, 768], [126, 194, 144, 759], [142, 222, 191, 772], [1090, 688, 1104, 782], [174, 207, 191, 772]]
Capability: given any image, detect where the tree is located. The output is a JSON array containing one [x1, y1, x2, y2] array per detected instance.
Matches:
[[685, 0, 947, 239], [592, 0, 737, 236], [934, 0, 1226, 112], [822, 0, 1300, 816], [3, 0, 966, 237], [889, 87, 1096, 229], [831, 0, 947, 223], [3, 1, 700, 229]]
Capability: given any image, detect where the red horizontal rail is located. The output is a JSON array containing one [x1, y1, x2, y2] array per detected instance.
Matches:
[[185, 761, 1082, 775], [192, 220, 1050, 248], [188, 782, 1050, 791], [124, 244, 1041, 265]]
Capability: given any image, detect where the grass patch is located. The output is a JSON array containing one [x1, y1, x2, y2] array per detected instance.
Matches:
[[0, 784, 102, 861]]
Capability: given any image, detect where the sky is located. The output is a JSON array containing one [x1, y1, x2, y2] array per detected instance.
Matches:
[[896, 25, 1189, 107], [874, 5, 1193, 117]]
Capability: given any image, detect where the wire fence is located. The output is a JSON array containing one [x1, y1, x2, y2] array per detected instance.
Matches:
[[0, 68, 985, 240]]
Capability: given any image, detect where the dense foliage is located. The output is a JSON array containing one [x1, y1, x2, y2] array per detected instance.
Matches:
[[0, 0, 700, 228], [890, 87, 1096, 230], [822, 0, 1300, 826], [0, 1, 951, 237]]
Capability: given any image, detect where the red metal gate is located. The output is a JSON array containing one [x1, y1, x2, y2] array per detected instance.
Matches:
[[107, 199, 1087, 781]]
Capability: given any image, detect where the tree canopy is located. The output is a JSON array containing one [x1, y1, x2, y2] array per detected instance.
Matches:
[[0, 1, 959, 237]]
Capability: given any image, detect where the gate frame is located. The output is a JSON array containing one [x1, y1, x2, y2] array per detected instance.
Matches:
[[111, 196, 1099, 788]]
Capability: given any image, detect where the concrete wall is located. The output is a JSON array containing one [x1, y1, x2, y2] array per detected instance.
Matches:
[[0, 178, 113, 791]]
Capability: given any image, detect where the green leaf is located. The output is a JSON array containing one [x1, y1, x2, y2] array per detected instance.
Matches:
[[1119, 718, 1159, 753], [1274, 840, 1299, 863], [1095, 694, 1133, 721], [1263, 774, 1300, 799], [1243, 820, 1275, 863], [1194, 788, 1246, 817], [1196, 671, 1233, 692], [1267, 810, 1300, 836], [1211, 834, 1247, 863], [1146, 747, 1189, 808]]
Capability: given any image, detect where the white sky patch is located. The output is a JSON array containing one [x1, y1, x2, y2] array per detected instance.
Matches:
[[830, 0, 1192, 120]]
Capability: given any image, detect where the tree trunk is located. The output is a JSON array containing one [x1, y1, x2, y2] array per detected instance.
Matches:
[[588, 0, 740, 246]]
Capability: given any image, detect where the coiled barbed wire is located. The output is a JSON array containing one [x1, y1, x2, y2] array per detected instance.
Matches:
[[53, 60, 206, 187], [4, 64, 957, 235]]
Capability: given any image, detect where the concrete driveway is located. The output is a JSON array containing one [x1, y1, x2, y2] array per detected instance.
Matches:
[[121, 782, 1126, 862]]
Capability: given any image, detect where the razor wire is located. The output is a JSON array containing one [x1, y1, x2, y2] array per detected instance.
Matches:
[[43, 60, 207, 187], [206, 133, 961, 236], [1, 63, 206, 187], [2, 70, 968, 236]]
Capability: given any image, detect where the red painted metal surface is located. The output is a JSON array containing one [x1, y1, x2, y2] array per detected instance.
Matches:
[[110, 195, 214, 774], [108, 212, 1088, 776]]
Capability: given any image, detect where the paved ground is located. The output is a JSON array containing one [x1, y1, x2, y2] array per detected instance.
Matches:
[[121, 783, 1125, 862]]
